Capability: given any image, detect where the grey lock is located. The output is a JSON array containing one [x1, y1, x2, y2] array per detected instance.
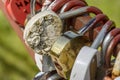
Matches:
[[70, 20, 113, 80]]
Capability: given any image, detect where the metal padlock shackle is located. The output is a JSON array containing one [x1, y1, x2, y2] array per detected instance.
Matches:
[[63, 14, 109, 37], [30, 0, 101, 19], [78, 14, 109, 36], [91, 20, 114, 49], [58, 1, 102, 31], [105, 34, 120, 68], [30, 0, 38, 16], [59, 0, 87, 13], [70, 20, 114, 80], [47, 0, 88, 12], [102, 28, 120, 64], [41, 0, 53, 11], [73, 14, 108, 35], [59, 6, 103, 20], [47, 0, 73, 12], [45, 0, 102, 15], [87, 14, 110, 41]]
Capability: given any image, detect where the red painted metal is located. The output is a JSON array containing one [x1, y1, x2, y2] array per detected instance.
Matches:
[[5, 0, 41, 27], [0, 1, 35, 60]]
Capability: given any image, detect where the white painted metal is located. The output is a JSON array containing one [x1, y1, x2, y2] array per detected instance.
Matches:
[[70, 46, 98, 80], [35, 53, 43, 71]]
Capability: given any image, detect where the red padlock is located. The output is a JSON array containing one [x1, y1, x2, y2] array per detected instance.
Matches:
[[5, 0, 42, 27]]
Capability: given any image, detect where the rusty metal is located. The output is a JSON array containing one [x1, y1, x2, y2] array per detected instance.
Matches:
[[47, 0, 70, 12], [60, 0, 87, 13], [115, 43, 120, 57], [50, 18, 96, 79], [102, 28, 120, 64], [70, 20, 115, 80], [1, 0, 120, 79], [105, 34, 120, 68]]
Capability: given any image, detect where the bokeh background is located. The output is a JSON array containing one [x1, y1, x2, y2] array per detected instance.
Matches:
[[0, 0, 120, 80]]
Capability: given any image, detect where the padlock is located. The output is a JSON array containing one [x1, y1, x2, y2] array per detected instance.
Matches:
[[24, 0, 63, 55], [5, 0, 41, 27], [50, 14, 112, 79], [102, 28, 120, 65], [70, 20, 114, 80], [112, 51, 120, 79], [105, 34, 120, 68], [24, 6, 103, 55], [50, 16, 103, 79], [24, 10, 63, 54], [24, 0, 59, 72]]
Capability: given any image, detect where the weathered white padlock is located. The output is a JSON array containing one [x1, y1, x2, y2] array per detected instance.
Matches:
[[70, 20, 114, 80], [25, 0, 57, 72], [24, 1, 94, 73]]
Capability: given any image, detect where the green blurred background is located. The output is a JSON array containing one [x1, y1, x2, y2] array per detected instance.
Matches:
[[0, 0, 120, 80]]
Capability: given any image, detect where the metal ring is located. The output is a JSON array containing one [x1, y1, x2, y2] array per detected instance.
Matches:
[[102, 28, 120, 65], [79, 14, 109, 36], [30, 0, 36, 16], [91, 20, 115, 49], [60, 0, 87, 13], [105, 34, 120, 68]]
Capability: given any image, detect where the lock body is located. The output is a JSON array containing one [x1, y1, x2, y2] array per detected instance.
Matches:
[[24, 10, 63, 54], [50, 33, 91, 79]]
